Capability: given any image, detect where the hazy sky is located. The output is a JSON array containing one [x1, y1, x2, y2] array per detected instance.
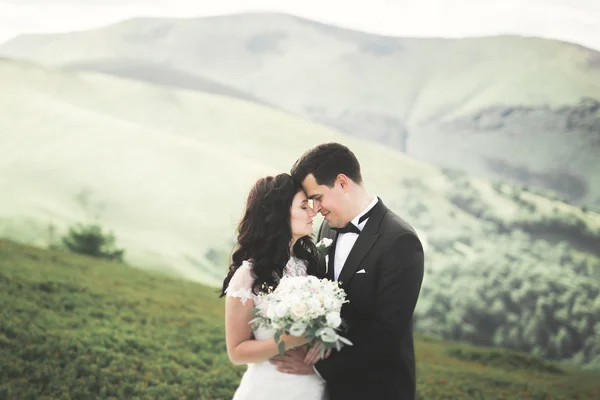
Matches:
[[1, 0, 599, 51]]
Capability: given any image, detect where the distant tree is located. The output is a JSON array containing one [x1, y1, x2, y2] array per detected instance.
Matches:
[[60, 188, 125, 262], [62, 223, 125, 262]]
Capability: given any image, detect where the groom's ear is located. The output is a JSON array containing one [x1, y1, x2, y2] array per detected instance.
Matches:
[[337, 174, 350, 191]]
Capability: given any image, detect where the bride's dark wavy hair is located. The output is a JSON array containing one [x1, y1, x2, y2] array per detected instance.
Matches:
[[219, 173, 319, 297]]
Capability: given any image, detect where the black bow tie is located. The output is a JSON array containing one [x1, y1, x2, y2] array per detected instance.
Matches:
[[331, 223, 360, 235], [330, 204, 375, 235]]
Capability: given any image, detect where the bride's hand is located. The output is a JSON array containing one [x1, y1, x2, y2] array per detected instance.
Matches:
[[303, 342, 332, 365]]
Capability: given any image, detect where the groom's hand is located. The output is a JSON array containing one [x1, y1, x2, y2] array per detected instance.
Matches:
[[269, 347, 315, 375], [304, 342, 332, 365]]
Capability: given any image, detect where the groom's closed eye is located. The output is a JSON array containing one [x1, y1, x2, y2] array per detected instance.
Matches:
[[309, 195, 323, 203]]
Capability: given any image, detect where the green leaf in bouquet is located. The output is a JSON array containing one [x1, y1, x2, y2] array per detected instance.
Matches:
[[320, 344, 327, 360], [252, 324, 260, 332], [278, 341, 286, 355], [338, 336, 353, 346], [250, 308, 262, 319], [339, 320, 349, 332], [274, 330, 282, 344]]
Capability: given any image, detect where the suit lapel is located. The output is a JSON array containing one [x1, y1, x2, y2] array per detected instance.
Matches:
[[337, 200, 386, 288], [337, 232, 379, 287], [326, 232, 337, 281]]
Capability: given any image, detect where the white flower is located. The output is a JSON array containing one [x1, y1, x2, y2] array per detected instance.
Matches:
[[319, 327, 339, 343], [326, 312, 342, 328], [286, 293, 302, 304], [290, 303, 307, 319], [308, 298, 324, 315], [330, 298, 343, 311], [291, 279, 305, 289], [316, 238, 333, 248], [275, 302, 289, 318], [290, 322, 307, 336]]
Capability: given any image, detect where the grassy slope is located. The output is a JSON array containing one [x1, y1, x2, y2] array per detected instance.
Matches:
[[1, 239, 598, 400]]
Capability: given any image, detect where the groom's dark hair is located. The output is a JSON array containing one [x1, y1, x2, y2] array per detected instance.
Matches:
[[291, 142, 362, 187]]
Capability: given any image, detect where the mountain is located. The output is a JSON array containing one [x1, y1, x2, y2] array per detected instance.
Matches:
[[0, 57, 343, 286], [1, 58, 599, 369], [62, 58, 269, 107], [0, 56, 446, 287], [1, 239, 598, 399], [1, 13, 599, 208]]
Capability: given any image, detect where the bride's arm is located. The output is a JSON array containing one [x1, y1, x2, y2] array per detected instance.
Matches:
[[225, 296, 309, 365]]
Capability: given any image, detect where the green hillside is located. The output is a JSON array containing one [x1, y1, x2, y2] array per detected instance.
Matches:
[[1, 239, 598, 399]]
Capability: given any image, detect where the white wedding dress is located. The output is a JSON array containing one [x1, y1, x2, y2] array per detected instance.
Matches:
[[225, 257, 327, 400]]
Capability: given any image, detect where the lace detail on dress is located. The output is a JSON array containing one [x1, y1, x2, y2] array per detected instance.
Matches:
[[225, 257, 308, 305], [225, 261, 254, 305], [284, 256, 308, 277]]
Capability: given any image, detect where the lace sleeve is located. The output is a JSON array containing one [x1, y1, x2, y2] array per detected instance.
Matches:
[[225, 261, 255, 305]]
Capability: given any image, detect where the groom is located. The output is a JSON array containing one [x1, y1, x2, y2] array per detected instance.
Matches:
[[271, 142, 425, 399]]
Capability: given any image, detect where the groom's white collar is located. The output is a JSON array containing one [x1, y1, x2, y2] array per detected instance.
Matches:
[[351, 195, 378, 231]]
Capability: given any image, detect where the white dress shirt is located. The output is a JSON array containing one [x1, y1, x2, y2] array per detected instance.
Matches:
[[333, 195, 379, 281]]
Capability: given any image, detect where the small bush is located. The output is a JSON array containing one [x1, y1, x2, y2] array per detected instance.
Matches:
[[62, 223, 125, 262]]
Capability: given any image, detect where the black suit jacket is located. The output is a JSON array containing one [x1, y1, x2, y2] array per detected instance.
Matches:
[[314, 199, 424, 400]]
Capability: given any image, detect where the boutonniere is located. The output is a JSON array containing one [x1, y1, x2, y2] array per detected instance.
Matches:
[[316, 238, 333, 273]]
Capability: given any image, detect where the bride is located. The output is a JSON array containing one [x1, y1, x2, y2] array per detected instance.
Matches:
[[219, 173, 328, 400]]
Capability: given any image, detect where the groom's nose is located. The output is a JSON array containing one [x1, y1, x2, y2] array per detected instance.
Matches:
[[312, 200, 321, 213]]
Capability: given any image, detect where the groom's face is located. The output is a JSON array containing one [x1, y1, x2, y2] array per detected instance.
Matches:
[[302, 173, 349, 228]]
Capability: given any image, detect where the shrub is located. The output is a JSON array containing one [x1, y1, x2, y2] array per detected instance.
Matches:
[[62, 223, 125, 262]]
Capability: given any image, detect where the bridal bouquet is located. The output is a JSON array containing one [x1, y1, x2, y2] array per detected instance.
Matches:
[[250, 275, 352, 356]]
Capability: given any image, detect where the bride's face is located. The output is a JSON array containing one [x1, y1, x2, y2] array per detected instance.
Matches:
[[290, 190, 315, 239]]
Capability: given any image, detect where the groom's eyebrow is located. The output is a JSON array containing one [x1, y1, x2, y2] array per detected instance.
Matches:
[[307, 194, 322, 200]]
